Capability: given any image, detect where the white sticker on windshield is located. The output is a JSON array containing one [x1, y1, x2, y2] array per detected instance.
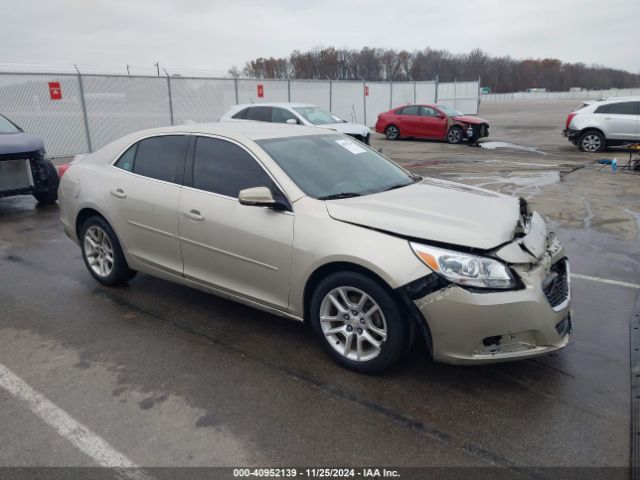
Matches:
[[335, 139, 366, 154]]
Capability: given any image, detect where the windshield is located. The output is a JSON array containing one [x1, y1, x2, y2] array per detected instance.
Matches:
[[293, 106, 343, 125], [257, 134, 419, 199], [436, 104, 463, 117], [0, 114, 21, 134]]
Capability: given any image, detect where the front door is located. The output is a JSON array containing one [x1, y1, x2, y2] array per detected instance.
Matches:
[[419, 106, 448, 138], [178, 136, 294, 310]]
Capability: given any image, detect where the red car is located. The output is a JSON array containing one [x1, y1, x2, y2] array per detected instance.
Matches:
[[375, 104, 489, 144]]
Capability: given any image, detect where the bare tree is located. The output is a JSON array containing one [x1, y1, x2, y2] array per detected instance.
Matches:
[[239, 47, 640, 92]]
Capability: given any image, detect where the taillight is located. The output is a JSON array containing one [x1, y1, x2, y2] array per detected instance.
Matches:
[[565, 112, 577, 129], [57, 163, 70, 178]]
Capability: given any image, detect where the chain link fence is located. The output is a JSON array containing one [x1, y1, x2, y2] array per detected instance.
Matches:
[[481, 88, 640, 102], [0, 67, 480, 157]]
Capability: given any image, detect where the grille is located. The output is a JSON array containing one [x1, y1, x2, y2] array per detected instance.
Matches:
[[0, 159, 32, 192], [542, 259, 569, 308], [555, 314, 572, 337]]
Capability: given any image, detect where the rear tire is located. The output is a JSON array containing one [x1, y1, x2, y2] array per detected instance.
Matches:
[[578, 130, 605, 152], [385, 125, 400, 140], [80, 216, 136, 286], [309, 272, 408, 374], [446, 126, 464, 144]]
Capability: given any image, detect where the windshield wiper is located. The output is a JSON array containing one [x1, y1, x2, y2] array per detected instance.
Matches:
[[384, 175, 422, 192], [318, 192, 362, 200]]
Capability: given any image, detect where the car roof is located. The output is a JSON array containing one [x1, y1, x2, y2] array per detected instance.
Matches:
[[594, 96, 640, 104], [125, 121, 330, 142], [233, 102, 317, 109]]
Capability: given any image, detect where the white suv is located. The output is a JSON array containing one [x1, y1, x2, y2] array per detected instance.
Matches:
[[221, 103, 372, 145], [563, 97, 640, 152]]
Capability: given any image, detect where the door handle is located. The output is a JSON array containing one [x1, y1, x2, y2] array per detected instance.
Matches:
[[183, 209, 204, 222], [110, 188, 126, 199]]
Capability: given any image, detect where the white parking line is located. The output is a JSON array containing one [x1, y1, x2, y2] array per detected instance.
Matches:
[[0, 363, 151, 480], [572, 273, 640, 289]]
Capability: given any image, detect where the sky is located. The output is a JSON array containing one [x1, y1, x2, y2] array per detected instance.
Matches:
[[1, 0, 638, 76]]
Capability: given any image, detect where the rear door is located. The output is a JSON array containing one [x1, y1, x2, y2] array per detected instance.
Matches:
[[109, 134, 189, 275], [595, 102, 640, 141], [178, 135, 294, 310]]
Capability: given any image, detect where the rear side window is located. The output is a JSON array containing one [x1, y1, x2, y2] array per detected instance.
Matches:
[[398, 106, 419, 116], [114, 144, 137, 172], [245, 107, 272, 122], [131, 135, 189, 183], [232, 108, 249, 119], [595, 102, 639, 115], [193, 137, 277, 198]]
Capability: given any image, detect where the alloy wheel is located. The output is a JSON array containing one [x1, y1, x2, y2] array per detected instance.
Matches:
[[447, 128, 462, 143], [581, 134, 602, 152], [385, 126, 399, 140], [84, 225, 114, 277], [319, 286, 387, 362]]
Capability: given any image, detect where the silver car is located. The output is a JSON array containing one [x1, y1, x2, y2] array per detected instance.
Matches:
[[221, 103, 372, 144], [59, 123, 571, 373], [563, 97, 640, 152]]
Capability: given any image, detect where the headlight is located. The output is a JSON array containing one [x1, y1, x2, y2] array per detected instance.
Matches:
[[410, 242, 516, 289]]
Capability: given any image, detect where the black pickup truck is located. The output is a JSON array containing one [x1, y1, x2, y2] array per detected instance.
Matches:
[[0, 114, 59, 204]]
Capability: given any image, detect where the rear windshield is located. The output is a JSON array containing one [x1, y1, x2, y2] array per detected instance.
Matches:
[[0, 115, 21, 134]]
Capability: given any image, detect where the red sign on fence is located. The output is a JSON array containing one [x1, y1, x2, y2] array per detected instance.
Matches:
[[257, 84, 264, 98], [365, 85, 369, 96], [48, 82, 62, 100]]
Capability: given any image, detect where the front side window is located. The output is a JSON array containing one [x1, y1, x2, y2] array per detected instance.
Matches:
[[245, 107, 272, 122], [193, 137, 277, 198], [257, 134, 417, 200], [420, 106, 439, 117], [271, 108, 298, 124], [398, 106, 419, 116], [131, 135, 189, 183]]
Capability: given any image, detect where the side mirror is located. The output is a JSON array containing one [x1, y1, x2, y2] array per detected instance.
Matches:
[[285, 118, 298, 125], [239, 187, 275, 207], [238, 186, 289, 211]]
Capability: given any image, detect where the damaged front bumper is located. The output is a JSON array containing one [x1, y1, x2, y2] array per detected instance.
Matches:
[[401, 219, 571, 365]]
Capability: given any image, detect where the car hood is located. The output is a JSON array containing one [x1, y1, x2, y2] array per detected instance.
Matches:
[[315, 122, 371, 136], [452, 115, 488, 125], [325, 179, 523, 251], [0, 132, 44, 156]]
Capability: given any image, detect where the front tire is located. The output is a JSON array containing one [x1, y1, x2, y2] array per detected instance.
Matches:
[[32, 160, 59, 204], [578, 130, 605, 152], [385, 125, 400, 140], [446, 126, 463, 144], [80, 216, 136, 286], [309, 272, 408, 374]]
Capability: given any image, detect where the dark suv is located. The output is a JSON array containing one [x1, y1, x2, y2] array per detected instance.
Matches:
[[0, 114, 59, 204]]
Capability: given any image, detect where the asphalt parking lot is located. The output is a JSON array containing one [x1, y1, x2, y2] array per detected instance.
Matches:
[[1, 99, 638, 477]]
